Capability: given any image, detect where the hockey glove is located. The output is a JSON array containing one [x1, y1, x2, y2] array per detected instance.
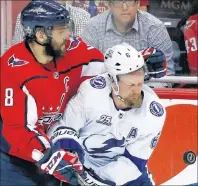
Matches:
[[141, 47, 167, 80], [50, 126, 84, 164], [35, 144, 84, 185]]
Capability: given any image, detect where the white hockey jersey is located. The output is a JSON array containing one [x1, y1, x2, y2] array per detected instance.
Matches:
[[48, 74, 166, 185]]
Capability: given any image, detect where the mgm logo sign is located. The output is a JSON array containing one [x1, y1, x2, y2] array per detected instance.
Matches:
[[160, 0, 191, 10]]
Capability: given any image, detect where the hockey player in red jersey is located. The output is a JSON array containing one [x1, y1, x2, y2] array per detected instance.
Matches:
[[0, 1, 105, 186], [0, 1, 167, 185], [184, 0, 198, 76], [178, 0, 198, 76]]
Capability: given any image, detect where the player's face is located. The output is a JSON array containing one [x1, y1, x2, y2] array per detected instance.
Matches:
[[118, 69, 144, 107], [51, 25, 70, 57], [109, 0, 139, 26]]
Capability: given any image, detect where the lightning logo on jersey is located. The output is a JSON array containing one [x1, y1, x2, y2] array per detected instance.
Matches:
[[83, 133, 125, 159], [48, 74, 166, 185]]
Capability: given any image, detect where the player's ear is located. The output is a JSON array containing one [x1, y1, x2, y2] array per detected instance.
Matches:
[[35, 29, 48, 44]]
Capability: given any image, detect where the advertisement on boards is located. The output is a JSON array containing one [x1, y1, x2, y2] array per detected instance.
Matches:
[[148, 89, 198, 185]]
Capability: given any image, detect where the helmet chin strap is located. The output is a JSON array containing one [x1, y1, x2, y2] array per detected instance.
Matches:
[[117, 94, 125, 102], [111, 82, 125, 102], [112, 85, 143, 109], [34, 39, 49, 46], [108, 74, 125, 102]]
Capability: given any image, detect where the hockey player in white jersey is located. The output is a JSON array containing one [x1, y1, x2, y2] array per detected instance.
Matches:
[[48, 43, 166, 186]]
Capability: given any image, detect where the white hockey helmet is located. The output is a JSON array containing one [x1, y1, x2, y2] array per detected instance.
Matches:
[[104, 43, 145, 100], [104, 43, 144, 77]]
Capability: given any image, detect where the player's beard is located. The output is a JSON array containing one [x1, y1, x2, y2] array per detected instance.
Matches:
[[45, 39, 67, 59], [124, 94, 142, 109]]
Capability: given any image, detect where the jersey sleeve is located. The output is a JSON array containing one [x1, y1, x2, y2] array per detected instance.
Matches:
[[124, 116, 166, 184], [47, 81, 89, 143], [80, 38, 105, 78], [184, 15, 198, 75], [124, 130, 163, 172], [96, 108, 166, 185], [0, 53, 51, 162], [69, 37, 105, 96]]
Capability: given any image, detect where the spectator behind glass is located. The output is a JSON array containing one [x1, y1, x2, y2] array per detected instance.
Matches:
[[88, 0, 98, 17], [178, 0, 198, 76], [73, 0, 149, 14], [81, 0, 174, 87], [12, 0, 90, 45], [59, 0, 91, 35]]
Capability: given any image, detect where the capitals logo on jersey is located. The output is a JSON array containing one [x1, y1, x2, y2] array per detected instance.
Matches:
[[67, 37, 81, 51], [8, 55, 29, 67], [184, 20, 196, 30]]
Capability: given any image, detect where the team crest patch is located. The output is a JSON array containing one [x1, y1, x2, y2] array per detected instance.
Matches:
[[90, 76, 106, 89], [67, 37, 81, 51], [8, 55, 29, 67], [185, 20, 196, 30], [150, 101, 164, 117]]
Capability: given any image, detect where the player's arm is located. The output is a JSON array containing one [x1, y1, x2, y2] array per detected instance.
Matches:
[[47, 81, 89, 163], [72, 37, 105, 90], [76, 129, 165, 186], [80, 38, 105, 78], [95, 110, 166, 185], [1, 56, 50, 160], [95, 133, 165, 186], [148, 23, 174, 75], [141, 47, 167, 80], [47, 78, 88, 132], [46, 82, 90, 184], [1, 54, 84, 184]]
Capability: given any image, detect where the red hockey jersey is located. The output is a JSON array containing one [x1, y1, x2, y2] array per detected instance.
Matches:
[[184, 14, 198, 76], [0, 37, 104, 161]]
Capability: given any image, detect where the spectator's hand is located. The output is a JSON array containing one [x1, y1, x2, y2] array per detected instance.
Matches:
[[141, 47, 167, 80], [35, 145, 84, 185]]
